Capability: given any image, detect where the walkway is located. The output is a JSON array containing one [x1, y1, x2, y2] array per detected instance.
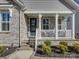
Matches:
[[0, 50, 79, 59], [0, 50, 33, 59]]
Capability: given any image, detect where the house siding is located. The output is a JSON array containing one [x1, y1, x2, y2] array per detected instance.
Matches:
[[75, 12, 79, 37]]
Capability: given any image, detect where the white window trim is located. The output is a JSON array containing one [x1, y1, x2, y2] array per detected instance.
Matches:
[[0, 12, 11, 32], [0, 5, 13, 7], [24, 11, 73, 14]]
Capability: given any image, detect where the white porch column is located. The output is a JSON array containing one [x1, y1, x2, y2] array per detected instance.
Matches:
[[39, 14, 42, 39], [35, 29, 38, 51], [64, 16, 67, 38], [35, 14, 42, 51], [55, 14, 59, 39], [72, 14, 75, 39]]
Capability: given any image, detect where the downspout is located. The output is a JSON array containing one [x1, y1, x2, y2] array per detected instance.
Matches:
[[19, 9, 21, 48]]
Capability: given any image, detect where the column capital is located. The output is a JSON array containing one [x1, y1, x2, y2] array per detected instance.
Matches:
[[9, 8, 12, 17], [39, 14, 42, 18], [56, 14, 59, 17]]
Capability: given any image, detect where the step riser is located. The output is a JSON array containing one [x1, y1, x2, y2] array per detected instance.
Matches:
[[20, 40, 34, 50]]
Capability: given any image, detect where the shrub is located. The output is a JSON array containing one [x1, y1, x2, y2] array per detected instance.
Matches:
[[59, 41, 68, 46], [0, 46, 4, 56], [44, 40, 51, 46], [59, 44, 68, 54], [73, 42, 79, 53], [42, 44, 51, 55]]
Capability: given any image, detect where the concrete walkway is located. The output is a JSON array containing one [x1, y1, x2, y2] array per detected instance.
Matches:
[[0, 50, 33, 59], [1, 50, 79, 59]]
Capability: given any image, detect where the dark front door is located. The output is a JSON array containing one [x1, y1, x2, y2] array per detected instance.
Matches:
[[30, 18, 37, 37]]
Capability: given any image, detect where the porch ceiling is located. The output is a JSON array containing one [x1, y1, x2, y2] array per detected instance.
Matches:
[[24, 11, 73, 14], [26, 13, 72, 17]]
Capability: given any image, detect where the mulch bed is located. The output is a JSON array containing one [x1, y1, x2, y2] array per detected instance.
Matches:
[[35, 46, 79, 58], [1, 46, 17, 57]]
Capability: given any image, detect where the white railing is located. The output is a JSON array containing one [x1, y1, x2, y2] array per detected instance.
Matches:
[[41, 30, 55, 37], [28, 29, 72, 38], [40, 29, 72, 38], [58, 30, 72, 38], [66, 30, 72, 38], [58, 30, 65, 37]]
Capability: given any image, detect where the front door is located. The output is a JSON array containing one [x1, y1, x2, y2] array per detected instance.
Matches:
[[30, 18, 37, 37]]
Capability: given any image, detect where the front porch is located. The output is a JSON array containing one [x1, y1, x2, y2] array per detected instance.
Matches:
[[26, 13, 75, 40]]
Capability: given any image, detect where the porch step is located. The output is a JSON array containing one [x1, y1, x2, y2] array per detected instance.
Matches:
[[21, 40, 29, 44], [29, 40, 35, 48], [20, 40, 34, 50], [20, 46, 33, 50], [21, 43, 30, 47]]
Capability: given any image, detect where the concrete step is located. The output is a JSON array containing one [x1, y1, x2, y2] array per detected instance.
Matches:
[[21, 40, 35, 50], [19, 46, 33, 50], [21, 42, 29, 46], [21, 40, 28, 43]]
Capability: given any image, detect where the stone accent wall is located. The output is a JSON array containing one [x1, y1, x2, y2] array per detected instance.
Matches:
[[0, 7, 20, 46], [0, 0, 29, 46], [20, 12, 28, 42]]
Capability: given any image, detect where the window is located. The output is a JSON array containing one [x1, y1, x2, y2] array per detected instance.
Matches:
[[67, 16, 72, 29], [0, 12, 10, 32], [58, 19, 61, 29], [43, 19, 49, 30], [58, 16, 64, 30]]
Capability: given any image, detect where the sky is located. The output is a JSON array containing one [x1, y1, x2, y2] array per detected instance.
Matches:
[[74, 0, 79, 4]]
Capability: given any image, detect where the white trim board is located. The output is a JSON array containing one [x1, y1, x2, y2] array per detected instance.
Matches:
[[0, 5, 13, 7], [24, 11, 73, 14]]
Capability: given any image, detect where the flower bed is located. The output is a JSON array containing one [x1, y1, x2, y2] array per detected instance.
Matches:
[[35, 40, 79, 58], [35, 46, 79, 58]]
